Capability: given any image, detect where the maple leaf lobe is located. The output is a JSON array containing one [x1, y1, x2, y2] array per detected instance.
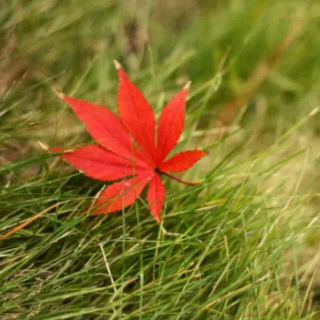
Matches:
[[92, 175, 152, 215], [159, 150, 208, 173], [156, 88, 188, 164], [117, 69, 156, 165], [146, 174, 165, 223]]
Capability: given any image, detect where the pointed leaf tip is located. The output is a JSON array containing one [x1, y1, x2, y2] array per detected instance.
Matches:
[[38, 141, 49, 151], [183, 81, 191, 91], [52, 87, 65, 100], [113, 60, 122, 70]]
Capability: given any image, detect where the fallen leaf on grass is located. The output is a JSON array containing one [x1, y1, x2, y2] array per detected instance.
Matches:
[[52, 61, 207, 223]]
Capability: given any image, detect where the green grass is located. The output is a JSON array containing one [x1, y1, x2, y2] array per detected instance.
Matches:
[[0, 140, 312, 319], [1, 1, 320, 319]]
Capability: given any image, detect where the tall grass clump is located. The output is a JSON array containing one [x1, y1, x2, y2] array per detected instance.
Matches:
[[0, 126, 314, 319]]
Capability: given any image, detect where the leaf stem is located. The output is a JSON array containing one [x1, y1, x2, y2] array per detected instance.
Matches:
[[160, 171, 199, 186]]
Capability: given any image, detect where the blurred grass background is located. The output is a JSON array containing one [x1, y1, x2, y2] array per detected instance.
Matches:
[[1, 0, 320, 319]]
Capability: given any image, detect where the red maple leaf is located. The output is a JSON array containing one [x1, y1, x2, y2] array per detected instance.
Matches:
[[52, 61, 207, 223]]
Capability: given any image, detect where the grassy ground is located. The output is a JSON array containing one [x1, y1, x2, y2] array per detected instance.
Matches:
[[1, 0, 320, 319]]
